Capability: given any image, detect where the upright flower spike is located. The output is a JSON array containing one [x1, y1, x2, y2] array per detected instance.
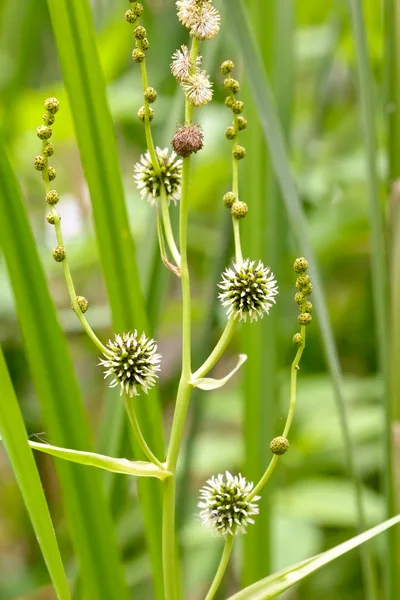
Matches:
[[218, 259, 278, 322], [99, 330, 161, 397], [133, 147, 183, 205], [198, 471, 260, 536]]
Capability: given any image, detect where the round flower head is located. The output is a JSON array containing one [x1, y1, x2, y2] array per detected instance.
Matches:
[[198, 471, 260, 536], [99, 330, 161, 397], [171, 45, 202, 83], [182, 69, 213, 107], [176, 0, 220, 40], [134, 147, 183, 206], [218, 259, 278, 322]]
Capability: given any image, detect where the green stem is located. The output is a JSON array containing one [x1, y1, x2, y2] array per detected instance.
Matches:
[[160, 184, 181, 268], [123, 394, 165, 469], [204, 535, 235, 600], [191, 317, 237, 380], [162, 476, 177, 600]]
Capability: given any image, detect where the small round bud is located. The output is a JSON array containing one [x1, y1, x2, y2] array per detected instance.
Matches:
[[221, 60, 234, 75], [138, 106, 154, 122], [33, 155, 46, 171], [225, 96, 234, 108], [172, 123, 204, 157], [298, 312, 312, 326], [52, 245, 66, 262], [233, 145, 246, 160], [224, 78, 240, 94], [144, 87, 157, 103], [43, 143, 55, 157], [302, 282, 313, 296], [225, 126, 236, 140], [305, 301, 313, 313], [296, 274, 310, 290], [294, 257, 309, 273], [237, 116, 247, 131], [134, 25, 146, 39], [43, 113, 55, 125], [44, 97, 60, 114], [293, 333, 303, 346], [134, 3, 144, 16], [74, 296, 89, 314], [270, 436, 289, 455], [46, 190, 59, 205], [125, 9, 137, 23], [37, 125, 52, 140], [141, 38, 149, 50], [294, 291, 305, 305], [47, 167, 56, 181], [231, 100, 244, 114], [231, 201, 248, 220], [46, 211, 56, 225], [223, 191, 236, 208], [132, 48, 145, 63]]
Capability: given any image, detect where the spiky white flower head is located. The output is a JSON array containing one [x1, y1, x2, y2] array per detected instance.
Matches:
[[99, 331, 161, 397], [182, 69, 213, 107], [218, 259, 278, 322], [176, 1, 220, 40], [198, 471, 260, 536], [171, 45, 202, 83], [133, 147, 182, 206]]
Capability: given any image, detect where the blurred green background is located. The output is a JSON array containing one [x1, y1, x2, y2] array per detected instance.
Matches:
[[0, 0, 394, 599]]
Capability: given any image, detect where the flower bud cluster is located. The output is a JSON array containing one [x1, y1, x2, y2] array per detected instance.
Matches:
[[292, 257, 312, 344]]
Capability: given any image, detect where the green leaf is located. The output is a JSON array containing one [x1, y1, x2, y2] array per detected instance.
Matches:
[[22, 440, 171, 480], [0, 347, 71, 600], [190, 354, 247, 390], [45, 2, 165, 597], [226, 515, 400, 599], [0, 139, 129, 600]]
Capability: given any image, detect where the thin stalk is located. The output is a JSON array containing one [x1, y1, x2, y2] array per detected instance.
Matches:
[[204, 535, 235, 600], [162, 476, 177, 600], [191, 317, 237, 380], [231, 107, 243, 263], [123, 394, 165, 469]]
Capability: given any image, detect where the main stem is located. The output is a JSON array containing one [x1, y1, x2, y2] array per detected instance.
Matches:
[[204, 535, 235, 600]]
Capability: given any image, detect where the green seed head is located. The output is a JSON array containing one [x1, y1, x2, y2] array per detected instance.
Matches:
[[74, 296, 89, 314], [224, 78, 240, 94], [296, 274, 310, 290], [46, 211, 56, 225], [231, 100, 244, 114], [33, 155, 46, 171], [134, 3, 144, 16], [223, 191, 236, 208], [305, 301, 313, 313], [132, 48, 145, 63], [237, 116, 247, 131], [225, 96, 234, 108], [44, 97, 60, 114], [125, 9, 137, 23], [46, 189, 59, 205], [302, 282, 313, 296], [231, 201, 248, 220], [270, 436, 289, 455], [294, 291, 305, 305], [298, 312, 312, 326], [47, 167, 56, 181], [134, 25, 146, 39], [293, 333, 303, 347], [43, 113, 55, 125], [52, 245, 66, 262], [294, 256, 309, 273], [138, 106, 154, 122], [221, 60, 234, 75], [233, 145, 246, 160], [225, 126, 236, 140], [43, 143, 55, 157], [141, 37, 149, 50], [144, 87, 157, 103], [37, 125, 52, 140]]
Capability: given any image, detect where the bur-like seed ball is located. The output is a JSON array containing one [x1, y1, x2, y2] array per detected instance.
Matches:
[[233, 145, 246, 160], [132, 48, 145, 63], [232, 100, 244, 114], [44, 97, 60, 114], [224, 78, 240, 94], [305, 301, 313, 313], [52, 245, 66, 262], [33, 155, 46, 171], [225, 96, 234, 108], [46, 190, 59, 205], [270, 436, 289, 455], [141, 38, 149, 50], [231, 201, 248, 219], [138, 106, 154, 122], [134, 3, 144, 17], [47, 167, 56, 181], [221, 60, 234, 74], [223, 191, 236, 208], [294, 257, 309, 273], [225, 126, 236, 140], [134, 25, 146, 39], [46, 212, 56, 225], [296, 274, 310, 290], [294, 291, 305, 305], [37, 125, 52, 140], [144, 87, 157, 103], [73, 296, 89, 314], [172, 124, 204, 158], [43, 113, 55, 125], [293, 333, 303, 346], [43, 143, 55, 157], [125, 9, 137, 23], [237, 116, 247, 131], [298, 312, 312, 326], [302, 282, 313, 296]]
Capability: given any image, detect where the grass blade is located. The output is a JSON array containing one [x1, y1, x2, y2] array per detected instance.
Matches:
[[0, 347, 71, 600], [227, 0, 374, 591], [226, 515, 400, 600], [0, 139, 129, 600], [45, 2, 165, 597]]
